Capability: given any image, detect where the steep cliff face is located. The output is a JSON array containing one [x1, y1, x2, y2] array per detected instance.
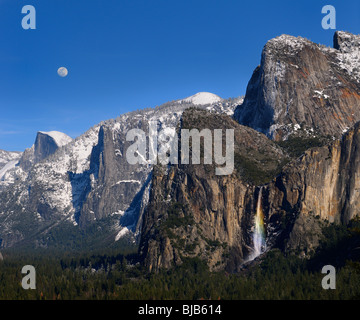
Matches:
[[262, 121, 360, 255], [234, 31, 360, 141], [139, 108, 288, 272], [77, 124, 152, 229]]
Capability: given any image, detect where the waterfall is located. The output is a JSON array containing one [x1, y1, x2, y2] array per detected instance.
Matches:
[[248, 187, 266, 261]]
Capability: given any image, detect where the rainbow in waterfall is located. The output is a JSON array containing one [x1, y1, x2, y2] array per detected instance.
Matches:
[[249, 187, 266, 260]]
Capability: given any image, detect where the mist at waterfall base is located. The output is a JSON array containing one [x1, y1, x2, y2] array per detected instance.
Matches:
[[248, 188, 266, 261]]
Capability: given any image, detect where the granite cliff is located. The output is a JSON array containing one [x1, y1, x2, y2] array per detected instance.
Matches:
[[234, 31, 360, 141]]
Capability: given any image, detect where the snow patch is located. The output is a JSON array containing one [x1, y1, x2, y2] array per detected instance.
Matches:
[[313, 90, 330, 99], [111, 210, 125, 216], [115, 227, 129, 241], [179, 92, 222, 105], [115, 180, 141, 185]]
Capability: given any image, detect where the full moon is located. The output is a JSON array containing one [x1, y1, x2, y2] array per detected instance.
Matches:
[[57, 67, 68, 77]]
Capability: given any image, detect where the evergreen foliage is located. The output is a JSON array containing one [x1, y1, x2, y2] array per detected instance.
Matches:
[[1, 220, 360, 300]]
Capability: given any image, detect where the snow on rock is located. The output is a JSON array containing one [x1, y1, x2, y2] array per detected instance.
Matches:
[[116, 180, 141, 184], [0, 150, 21, 168], [69, 127, 100, 173], [26, 126, 101, 216], [0, 150, 22, 189], [38, 131, 73, 147], [179, 92, 223, 105], [333, 31, 360, 83], [0, 160, 19, 181], [266, 34, 308, 56], [115, 226, 130, 241], [206, 96, 244, 116], [313, 90, 330, 99]]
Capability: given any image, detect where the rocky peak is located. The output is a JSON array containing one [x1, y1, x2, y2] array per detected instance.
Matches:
[[34, 131, 72, 163], [334, 31, 360, 52], [18, 131, 72, 170], [264, 34, 311, 57], [234, 31, 360, 141], [333, 31, 360, 83]]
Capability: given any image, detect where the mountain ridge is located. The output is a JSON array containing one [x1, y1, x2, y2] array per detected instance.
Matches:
[[0, 96, 242, 249]]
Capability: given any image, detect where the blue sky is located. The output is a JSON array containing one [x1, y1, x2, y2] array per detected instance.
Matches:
[[0, 0, 359, 151]]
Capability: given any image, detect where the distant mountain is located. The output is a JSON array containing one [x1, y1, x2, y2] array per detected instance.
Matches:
[[178, 92, 223, 105], [0, 95, 242, 249]]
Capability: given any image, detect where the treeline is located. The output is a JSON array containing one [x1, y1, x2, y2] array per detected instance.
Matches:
[[1, 221, 360, 300]]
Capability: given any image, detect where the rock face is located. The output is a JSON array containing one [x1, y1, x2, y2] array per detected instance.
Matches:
[[139, 108, 287, 272], [263, 121, 360, 254], [76, 124, 152, 229], [234, 32, 360, 141], [231, 30, 360, 257]]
